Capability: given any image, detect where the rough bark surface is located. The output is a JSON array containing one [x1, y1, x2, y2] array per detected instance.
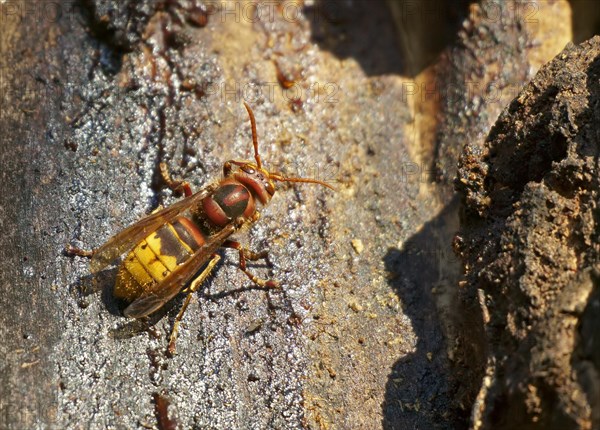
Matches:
[[456, 36, 600, 430], [0, 0, 583, 429]]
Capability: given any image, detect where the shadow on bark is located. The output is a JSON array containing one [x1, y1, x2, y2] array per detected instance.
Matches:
[[304, 0, 469, 77], [382, 197, 485, 429]]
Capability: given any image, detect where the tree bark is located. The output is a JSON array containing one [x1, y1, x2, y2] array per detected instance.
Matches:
[[0, 0, 585, 429]]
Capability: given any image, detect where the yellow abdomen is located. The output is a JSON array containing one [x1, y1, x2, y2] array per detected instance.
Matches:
[[114, 218, 205, 302]]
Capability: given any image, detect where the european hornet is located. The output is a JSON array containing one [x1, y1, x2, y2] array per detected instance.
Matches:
[[68, 103, 333, 353]]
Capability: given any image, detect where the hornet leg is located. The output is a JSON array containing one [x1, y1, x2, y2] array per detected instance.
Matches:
[[222, 240, 280, 289], [160, 162, 193, 197], [168, 253, 221, 356], [64, 245, 94, 258]]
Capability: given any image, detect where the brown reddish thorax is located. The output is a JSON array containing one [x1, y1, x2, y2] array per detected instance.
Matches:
[[201, 180, 256, 227]]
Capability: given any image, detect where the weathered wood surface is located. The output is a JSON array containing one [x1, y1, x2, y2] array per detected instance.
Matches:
[[456, 36, 600, 430], [0, 0, 587, 429]]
